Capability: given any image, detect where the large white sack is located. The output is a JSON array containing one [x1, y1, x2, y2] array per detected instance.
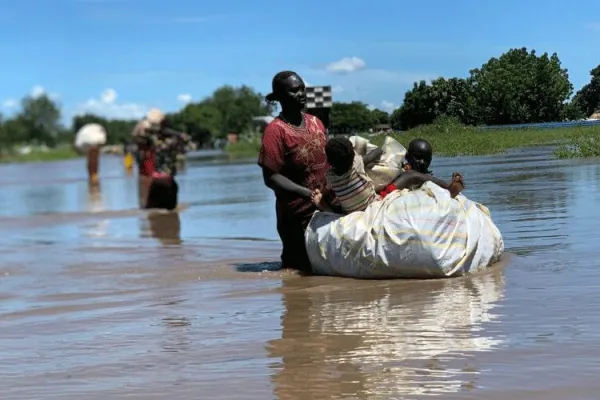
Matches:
[[74, 123, 107, 152], [305, 182, 504, 279]]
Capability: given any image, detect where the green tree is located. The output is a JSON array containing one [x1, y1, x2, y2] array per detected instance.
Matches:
[[370, 108, 390, 125], [330, 101, 374, 134], [469, 47, 573, 124], [560, 101, 586, 121], [571, 65, 600, 118], [170, 101, 222, 145], [394, 77, 480, 130], [429, 77, 479, 125], [0, 116, 30, 151], [19, 94, 64, 146], [390, 107, 402, 130], [394, 80, 437, 130], [206, 85, 271, 136]]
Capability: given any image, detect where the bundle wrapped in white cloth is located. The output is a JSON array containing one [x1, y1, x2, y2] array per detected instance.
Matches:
[[304, 136, 504, 279], [74, 123, 107, 152], [349, 135, 406, 192]]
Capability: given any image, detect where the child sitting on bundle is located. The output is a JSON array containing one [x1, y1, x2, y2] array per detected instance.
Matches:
[[312, 137, 464, 215]]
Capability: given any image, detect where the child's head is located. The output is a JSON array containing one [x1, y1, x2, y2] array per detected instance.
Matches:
[[406, 138, 433, 174], [325, 137, 355, 174]]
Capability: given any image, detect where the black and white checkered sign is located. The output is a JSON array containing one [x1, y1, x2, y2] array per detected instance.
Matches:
[[305, 86, 332, 108]]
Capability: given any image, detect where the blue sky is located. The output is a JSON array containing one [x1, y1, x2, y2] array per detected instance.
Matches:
[[1, 0, 600, 122]]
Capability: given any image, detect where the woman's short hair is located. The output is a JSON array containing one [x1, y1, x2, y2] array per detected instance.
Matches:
[[265, 71, 301, 103]]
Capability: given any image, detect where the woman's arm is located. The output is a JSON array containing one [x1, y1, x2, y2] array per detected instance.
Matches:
[[262, 169, 312, 198], [258, 123, 314, 197]]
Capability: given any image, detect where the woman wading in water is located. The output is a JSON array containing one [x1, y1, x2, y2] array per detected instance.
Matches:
[[258, 71, 339, 271]]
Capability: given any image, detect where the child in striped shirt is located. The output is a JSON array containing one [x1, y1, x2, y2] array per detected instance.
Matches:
[[312, 137, 464, 215]]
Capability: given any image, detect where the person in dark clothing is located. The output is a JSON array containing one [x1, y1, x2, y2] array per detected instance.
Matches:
[[132, 115, 190, 211]]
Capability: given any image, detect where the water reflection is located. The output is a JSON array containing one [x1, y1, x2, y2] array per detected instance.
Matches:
[[492, 170, 569, 212], [82, 188, 110, 238], [21, 184, 66, 216], [86, 187, 105, 213], [139, 211, 182, 245], [268, 268, 506, 399]]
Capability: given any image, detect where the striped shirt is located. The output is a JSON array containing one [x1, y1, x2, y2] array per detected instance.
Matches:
[[327, 155, 379, 214]]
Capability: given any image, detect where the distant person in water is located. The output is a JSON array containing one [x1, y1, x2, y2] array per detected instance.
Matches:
[[312, 137, 464, 214], [87, 145, 101, 188], [122, 138, 135, 174], [131, 112, 191, 210], [258, 70, 339, 271]]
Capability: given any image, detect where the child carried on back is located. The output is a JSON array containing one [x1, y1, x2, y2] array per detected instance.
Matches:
[[312, 137, 464, 215]]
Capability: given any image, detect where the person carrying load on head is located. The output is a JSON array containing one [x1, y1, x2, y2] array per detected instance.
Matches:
[[74, 123, 107, 189], [131, 108, 192, 210]]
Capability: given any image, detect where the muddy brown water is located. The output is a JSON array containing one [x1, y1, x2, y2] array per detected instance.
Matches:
[[1, 147, 599, 399]]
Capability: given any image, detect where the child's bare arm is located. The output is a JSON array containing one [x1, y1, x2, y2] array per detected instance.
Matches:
[[393, 170, 465, 198], [362, 148, 383, 167]]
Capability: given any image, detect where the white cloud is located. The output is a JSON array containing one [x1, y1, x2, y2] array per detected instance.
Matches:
[[368, 101, 398, 114], [2, 99, 17, 109], [325, 57, 366, 74], [379, 100, 397, 113], [29, 85, 60, 100], [76, 88, 148, 119], [2, 86, 60, 110], [304, 66, 436, 92], [31, 85, 45, 98], [100, 88, 117, 103], [177, 93, 192, 103]]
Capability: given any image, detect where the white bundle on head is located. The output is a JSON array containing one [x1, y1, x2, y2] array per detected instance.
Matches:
[[146, 108, 165, 125], [75, 123, 107, 152]]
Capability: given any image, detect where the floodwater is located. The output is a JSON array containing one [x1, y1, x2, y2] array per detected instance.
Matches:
[[1, 147, 599, 399]]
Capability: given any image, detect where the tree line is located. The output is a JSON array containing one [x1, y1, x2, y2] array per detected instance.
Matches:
[[1, 46, 599, 153], [332, 47, 600, 132], [0, 85, 274, 153]]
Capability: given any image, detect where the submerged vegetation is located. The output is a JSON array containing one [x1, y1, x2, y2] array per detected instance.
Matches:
[[0, 145, 79, 164], [227, 117, 600, 159], [382, 118, 600, 158]]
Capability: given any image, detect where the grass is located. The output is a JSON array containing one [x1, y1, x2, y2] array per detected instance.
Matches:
[[0, 145, 80, 164], [225, 117, 600, 159], [225, 139, 262, 159]]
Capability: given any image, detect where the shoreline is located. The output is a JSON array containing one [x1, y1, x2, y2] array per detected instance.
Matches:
[[225, 122, 600, 159], [0, 147, 81, 165]]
